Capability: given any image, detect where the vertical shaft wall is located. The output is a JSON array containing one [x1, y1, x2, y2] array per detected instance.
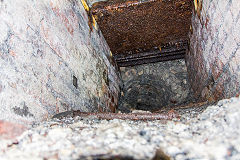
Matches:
[[0, 0, 120, 124], [186, 0, 240, 101]]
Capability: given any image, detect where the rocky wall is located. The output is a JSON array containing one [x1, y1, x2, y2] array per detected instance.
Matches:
[[186, 0, 240, 101], [118, 59, 195, 112], [0, 0, 120, 124]]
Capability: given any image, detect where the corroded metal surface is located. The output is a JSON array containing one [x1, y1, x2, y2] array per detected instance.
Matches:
[[115, 40, 188, 66], [92, 0, 193, 55], [72, 111, 180, 120], [52, 110, 180, 120]]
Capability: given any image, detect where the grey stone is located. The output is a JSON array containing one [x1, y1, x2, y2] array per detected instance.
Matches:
[[119, 59, 195, 112], [13, 102, 34, 117]]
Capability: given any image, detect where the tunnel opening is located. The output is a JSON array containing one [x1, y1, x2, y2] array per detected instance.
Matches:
[[90, 0, 239, 114], [90, 0, 210, 114], [88, 0, 208, 114], [118, 58, 196, 113]]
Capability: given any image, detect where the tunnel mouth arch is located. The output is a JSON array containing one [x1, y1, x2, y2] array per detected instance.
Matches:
[[118, 59, 197, 113], [119, 74, 175, 112]]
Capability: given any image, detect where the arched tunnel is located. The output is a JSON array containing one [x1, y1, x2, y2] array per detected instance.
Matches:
[[118, 60, 194, 112]]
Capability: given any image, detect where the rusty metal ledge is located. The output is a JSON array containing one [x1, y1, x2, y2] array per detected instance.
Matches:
[[114, 41, 188, 67]]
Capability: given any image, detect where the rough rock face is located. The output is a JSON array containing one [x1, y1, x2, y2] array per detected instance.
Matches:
[[186, 0, 240, 101], [1, 96, 240, 160], [0, 0, 120, 124], [118, 59, 195, 112]]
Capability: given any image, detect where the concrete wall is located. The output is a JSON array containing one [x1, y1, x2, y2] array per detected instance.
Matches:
[[186, 0, 240, 101], [119, 59, 195, 112], [0, 0, 120, 124]]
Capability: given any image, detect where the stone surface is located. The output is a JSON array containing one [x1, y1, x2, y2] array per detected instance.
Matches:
[[118, 59, 195, 112], [186, 0, 240, 101], [1, 96, 240, 159], [0, 0, 120, 124]]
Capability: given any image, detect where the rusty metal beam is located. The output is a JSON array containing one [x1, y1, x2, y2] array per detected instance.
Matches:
[[72, 111, 180, 120], [52, 110, 180, 120], [114, 41, 188, 67], [116, 53, 185, 67]]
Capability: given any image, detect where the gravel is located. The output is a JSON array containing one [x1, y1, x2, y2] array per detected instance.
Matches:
[[1, 96, 240, 160]]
